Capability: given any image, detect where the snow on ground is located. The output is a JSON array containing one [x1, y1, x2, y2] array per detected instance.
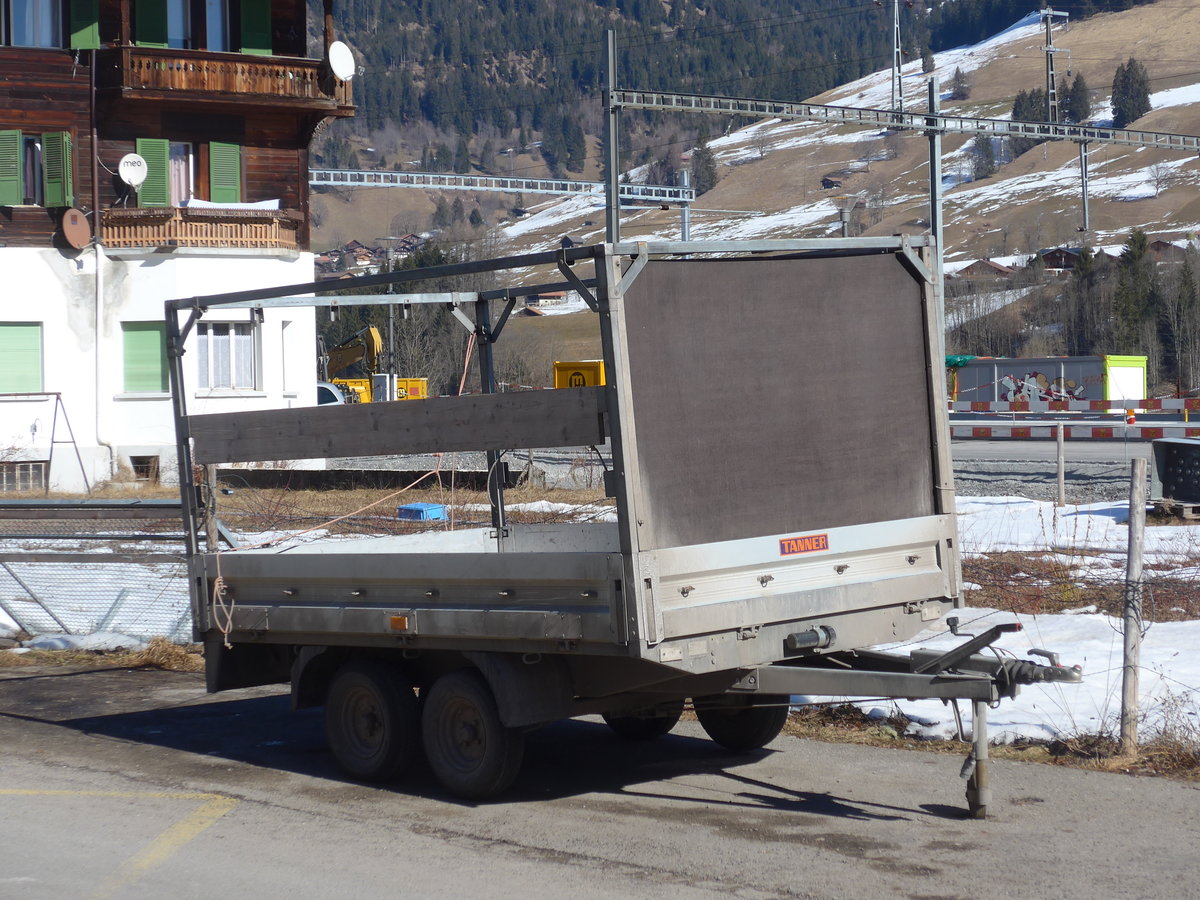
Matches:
[[808, 496, 1200, 743], [0, 492, 1196, 746]]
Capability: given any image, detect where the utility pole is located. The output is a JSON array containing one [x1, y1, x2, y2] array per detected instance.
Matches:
[[891, 0, 904, 113], [1042, 8, 1069, 122], [604, 30, 621, 244]]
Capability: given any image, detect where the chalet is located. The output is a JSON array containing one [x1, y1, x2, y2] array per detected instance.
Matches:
[[954, 259, 1015, 281], [1150, 239, 1191, 264], [1, 0, 353, 491], [1036, 247, 1082, 270]]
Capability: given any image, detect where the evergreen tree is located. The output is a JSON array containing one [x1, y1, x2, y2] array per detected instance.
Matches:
[[971, 136, 996, 180], [690, 139, 718, 196], [950, 67, 971, 102], [454, 136, 471, 174], [450, 197, 465, 223], [469, 207, 485, 228], [1009, 88, 1048, 157], [1067, 73, 1092, 123], [1112, 57, 1151, 128]]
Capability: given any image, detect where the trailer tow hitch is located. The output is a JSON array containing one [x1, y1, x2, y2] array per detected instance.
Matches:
[[909, 620, 1083, 820]]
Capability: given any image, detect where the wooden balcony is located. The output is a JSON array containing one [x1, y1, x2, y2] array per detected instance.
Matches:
[[96, 47, 353, 115], [101, 207, 302, 251]]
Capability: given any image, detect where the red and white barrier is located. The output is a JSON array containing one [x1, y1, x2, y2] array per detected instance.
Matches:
[[950, 423, 1200, 440]]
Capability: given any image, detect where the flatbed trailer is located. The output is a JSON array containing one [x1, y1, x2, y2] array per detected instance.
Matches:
[[167, 238, 1080, 814]]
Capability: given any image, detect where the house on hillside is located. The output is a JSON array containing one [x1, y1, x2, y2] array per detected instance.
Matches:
[[1150, 239, 1192, 264], [1036, 247, 1083, 271], [953, 259, 1015, 282], [0, 0, 354, 491]]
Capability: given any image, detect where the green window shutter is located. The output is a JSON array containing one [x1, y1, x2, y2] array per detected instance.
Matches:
[[209, 142, 241, 203], [135, 138, 170, 207], [0, 131, 22, 208], [123, 323, 168, 393], [0, 325, 44, 393], [239, 0, 272, 56], [136, 0, 168, 47], [41, 132, 74, 208], [69, 0, 101, 50]]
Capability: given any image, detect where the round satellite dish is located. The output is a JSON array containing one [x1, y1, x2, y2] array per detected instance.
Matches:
[[61, 208, 92, 250], [328, 41, 355, 81], [118, 153, 148, 187]]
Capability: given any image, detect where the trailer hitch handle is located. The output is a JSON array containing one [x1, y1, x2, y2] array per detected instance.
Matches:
[[913, 623, 1022, 675]]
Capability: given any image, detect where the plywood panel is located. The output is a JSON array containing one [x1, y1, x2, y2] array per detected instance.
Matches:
[[189, 387, 609, 464]]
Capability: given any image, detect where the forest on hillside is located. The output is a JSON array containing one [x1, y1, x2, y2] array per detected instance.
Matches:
[[317, 0, 1163, 176]]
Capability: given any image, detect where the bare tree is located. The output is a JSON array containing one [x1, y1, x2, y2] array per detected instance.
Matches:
[[1150, 161, 1176, 198]]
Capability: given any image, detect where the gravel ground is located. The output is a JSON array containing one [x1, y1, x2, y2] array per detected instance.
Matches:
[[336, 448, 1140, 504], [951, 459, 1138, 504]]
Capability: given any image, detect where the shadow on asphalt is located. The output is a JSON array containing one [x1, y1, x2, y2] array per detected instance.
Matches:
[[4, 668, 967, 820]]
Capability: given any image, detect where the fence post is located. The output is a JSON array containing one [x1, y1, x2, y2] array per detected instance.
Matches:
[[1055, 423, 1065, 507], [1120, 457, 1146, 756]]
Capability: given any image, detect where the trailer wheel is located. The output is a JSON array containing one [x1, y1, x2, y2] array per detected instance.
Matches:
[[324, 660, 421, 782], [422, 669, 525, 800], [602, 700, 685, 740], [694, 694, 790, 752]]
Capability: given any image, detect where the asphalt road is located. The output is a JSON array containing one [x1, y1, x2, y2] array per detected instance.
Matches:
[[1, 665, 1197, 900]]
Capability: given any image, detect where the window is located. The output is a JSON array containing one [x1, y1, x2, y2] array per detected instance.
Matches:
[[9, 0, 61, 47], [198, 322, 257, 390], [135, 138, 239, 207], [0, 131, 73, 208], [122, 322, 168, 393], [204, 0, 227, 52], [129, 456, 160, 483], [0, 461, 46, 493], [0, 324, 44, 393]]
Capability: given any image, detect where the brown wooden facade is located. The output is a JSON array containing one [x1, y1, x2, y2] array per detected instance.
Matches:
[[0, 0, 352, 252]]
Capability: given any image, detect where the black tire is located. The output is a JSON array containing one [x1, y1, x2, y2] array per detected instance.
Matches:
[[602, 699, 685, 740], [694, 694, 790, 752], [421, 669, 525, 800], [325, 660, 421, 781]]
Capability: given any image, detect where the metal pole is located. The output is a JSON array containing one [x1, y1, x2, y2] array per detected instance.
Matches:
[[927, 77, 945, 330], [604, 30, 621, 244], [165, 305, 200, 560], [475, 298, 505, 531], [1120, 456, 1146, 756], [385, 243, 397, 381], [966, 699, 990, 818], [1056, 422, 1066, 506], [892, 0, 903, 114], [1079, 142, 1090, 233], [1044, 9, 1058, 122], [679, 169, 691, 241]]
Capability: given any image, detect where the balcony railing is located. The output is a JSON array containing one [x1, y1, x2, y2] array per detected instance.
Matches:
[[101, 207, 302, 251], [97, 47, 353, 112]]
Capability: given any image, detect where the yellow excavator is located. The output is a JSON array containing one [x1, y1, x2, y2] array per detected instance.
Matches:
[[318, 326, 428, 402], [318, 326, 384, 403]]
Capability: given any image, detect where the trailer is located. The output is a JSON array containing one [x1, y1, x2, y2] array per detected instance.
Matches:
[[167, 238, 1080, 815]]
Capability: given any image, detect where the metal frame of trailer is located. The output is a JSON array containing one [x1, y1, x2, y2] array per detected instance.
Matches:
[[166, 238, 1080, 813]]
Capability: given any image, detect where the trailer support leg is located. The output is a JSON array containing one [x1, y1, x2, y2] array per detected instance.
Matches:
[[964, 699, 991, 819]]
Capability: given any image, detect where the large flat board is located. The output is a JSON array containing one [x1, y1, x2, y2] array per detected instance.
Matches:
[[620, 254, 935, 549], [189, 386, 607, 464]]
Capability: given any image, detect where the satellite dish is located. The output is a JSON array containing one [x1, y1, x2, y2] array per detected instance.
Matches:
[[118, 153, 148, 187], [328, 41, 355, 82], [61, 208, 92, 250]]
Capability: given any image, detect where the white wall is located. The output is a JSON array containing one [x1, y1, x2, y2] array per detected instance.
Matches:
[[0, 246, 318, 491]]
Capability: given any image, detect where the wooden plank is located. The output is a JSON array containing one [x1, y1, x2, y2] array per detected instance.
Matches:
[[189, 387, 609, 464]]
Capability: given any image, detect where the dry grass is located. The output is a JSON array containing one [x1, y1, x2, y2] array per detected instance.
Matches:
[[214, 482, 612, 537], [785, 702, 1200, 781], [962, 550, 1200, 623], [0, 637, 204, 672]]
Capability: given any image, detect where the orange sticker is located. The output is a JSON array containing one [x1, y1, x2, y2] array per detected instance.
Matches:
[[779, 533, 830, 556]]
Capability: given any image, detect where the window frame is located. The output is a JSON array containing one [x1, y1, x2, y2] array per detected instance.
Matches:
[[121, 321, 169, 394], [196, 320, 260, 392], [0, 323, 45, 394], [0, 130, 74, 209]]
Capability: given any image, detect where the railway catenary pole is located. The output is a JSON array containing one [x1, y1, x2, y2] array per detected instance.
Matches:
[[604, 30, 621, 244]]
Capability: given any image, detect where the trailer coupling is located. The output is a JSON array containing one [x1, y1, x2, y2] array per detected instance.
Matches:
[[908, 621, 1084, 700]]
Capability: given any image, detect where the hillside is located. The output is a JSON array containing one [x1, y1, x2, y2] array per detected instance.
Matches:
[[480, 5, 1200, 262]]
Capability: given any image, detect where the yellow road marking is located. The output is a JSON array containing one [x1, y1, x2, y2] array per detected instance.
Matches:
[[0, 790, 238, 900]]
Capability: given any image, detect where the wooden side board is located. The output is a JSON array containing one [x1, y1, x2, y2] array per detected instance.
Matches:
[[188, 387, 609, 464]]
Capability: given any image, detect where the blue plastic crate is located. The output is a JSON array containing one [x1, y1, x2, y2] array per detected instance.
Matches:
[[396, 502, 447, 521]]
